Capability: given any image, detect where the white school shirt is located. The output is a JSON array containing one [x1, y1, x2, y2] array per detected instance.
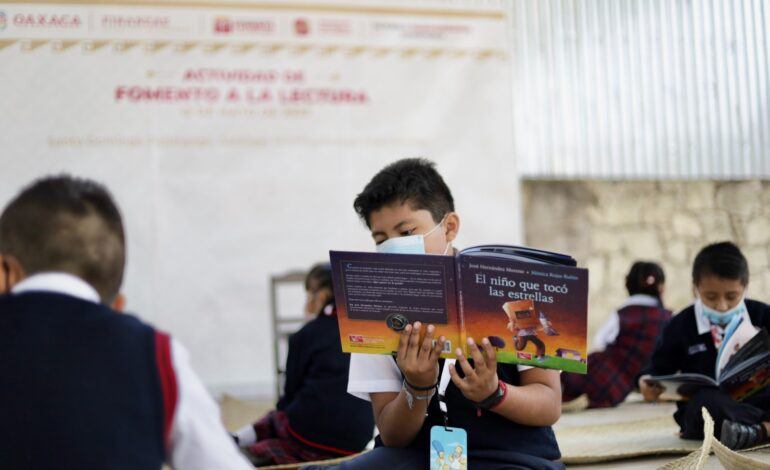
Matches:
[[11, 272, 252, 470], [348, 354, 532, 401], [592, 294, 661, 352]]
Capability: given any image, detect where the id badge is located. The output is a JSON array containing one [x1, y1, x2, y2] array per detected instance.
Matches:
[[430, 425, 468, 470]]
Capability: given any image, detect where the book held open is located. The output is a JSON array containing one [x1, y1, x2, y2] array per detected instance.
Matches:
[[329, 245, 589, 373], [646, 313, 770, 401]]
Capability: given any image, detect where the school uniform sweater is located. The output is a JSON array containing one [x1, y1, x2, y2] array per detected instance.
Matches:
[[277, 312, 374, 454], [0, 292, 173, 470], [641, 298, 770, 425]]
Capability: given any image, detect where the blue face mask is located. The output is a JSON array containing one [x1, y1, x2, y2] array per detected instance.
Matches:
[[375, 217, 450, 255], [696, 297, 746, 327], [376, 234, 427, 254]]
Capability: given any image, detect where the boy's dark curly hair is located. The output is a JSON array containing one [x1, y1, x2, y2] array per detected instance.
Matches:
[[353, 158, 454, 227]]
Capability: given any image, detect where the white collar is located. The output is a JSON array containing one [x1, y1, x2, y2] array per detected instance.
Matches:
[[693, 299, 751, 335], [693, 303, 711, 335], [11, 272, 100, 304], [618, 294, 661, 309]]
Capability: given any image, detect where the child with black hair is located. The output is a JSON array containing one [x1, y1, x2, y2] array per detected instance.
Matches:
[[561, 261, 671, 408], [639, 242, 770, 450], [233, 263, 374, 466], [303, 158, 563, 470]]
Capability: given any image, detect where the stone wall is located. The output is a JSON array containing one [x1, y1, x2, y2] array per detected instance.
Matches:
[[521, 180, 770, 347]]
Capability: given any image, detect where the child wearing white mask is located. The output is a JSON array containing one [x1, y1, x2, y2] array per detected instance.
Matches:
[[303, 158, 563, 470], [638, 241, 770, 450]]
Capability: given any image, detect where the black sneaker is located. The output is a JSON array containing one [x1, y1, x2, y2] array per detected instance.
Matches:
[[720, 420, 767, 450]]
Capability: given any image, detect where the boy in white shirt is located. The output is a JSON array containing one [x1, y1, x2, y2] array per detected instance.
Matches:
[[304, 158, 563, 470]]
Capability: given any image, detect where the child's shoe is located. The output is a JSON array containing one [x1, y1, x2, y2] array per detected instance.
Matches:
[[720, 420, 768, 450]]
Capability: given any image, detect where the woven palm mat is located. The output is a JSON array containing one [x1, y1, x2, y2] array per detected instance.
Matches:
[[260, 452, 365, 469], [661, 408, 770, 470], [556, 415, 702, 464]]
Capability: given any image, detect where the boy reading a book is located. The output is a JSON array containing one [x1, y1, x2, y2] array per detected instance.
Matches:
[[303, 158, 563, 469], [639, 242, 770, 450]]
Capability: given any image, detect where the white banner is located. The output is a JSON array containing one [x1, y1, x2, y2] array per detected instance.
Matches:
[[0, 0, 518, 395]]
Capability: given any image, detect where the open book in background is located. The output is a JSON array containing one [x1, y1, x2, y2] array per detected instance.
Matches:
[[646, 314, 770, 401], [329, 245, 589, 373]]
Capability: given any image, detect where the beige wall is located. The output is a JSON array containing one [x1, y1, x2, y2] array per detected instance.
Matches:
[[522, 180, 770, 349]]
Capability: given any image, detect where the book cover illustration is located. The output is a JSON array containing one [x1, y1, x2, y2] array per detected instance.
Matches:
[[457, 256, 588, 373], [330, 246, 589, 372]]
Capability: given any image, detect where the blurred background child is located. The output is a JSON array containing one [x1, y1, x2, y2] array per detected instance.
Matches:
[[233, 263, 374, 466], [562, 261, 671, 408], [638, 242, 770, 450]]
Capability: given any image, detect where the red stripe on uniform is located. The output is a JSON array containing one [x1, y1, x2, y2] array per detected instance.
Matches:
[[155, 331, 178, 450], [286, 424, 357, 456]]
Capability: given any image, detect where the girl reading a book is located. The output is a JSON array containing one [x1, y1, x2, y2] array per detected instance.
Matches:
[[638, 242, 770, 450], [562, 261, 671, 408], [232, 263, 374, 466]]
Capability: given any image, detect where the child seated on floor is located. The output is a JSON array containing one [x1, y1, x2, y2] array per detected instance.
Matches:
[[233, 263, 374, 466], [639, 241, 770, 450], [302, 158, 563, 470], [562, 261, 671, 407], [0, 175, 251, 469]]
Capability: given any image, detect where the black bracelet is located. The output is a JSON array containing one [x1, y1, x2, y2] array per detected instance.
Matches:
[[403, 378, 439, 391], [473, 380, 507, 410]]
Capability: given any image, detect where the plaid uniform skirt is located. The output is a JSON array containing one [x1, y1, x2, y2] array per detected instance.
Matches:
[[246, 410, 341, 465]]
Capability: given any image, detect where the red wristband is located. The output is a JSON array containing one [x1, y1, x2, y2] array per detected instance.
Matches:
[[490, 380, 507, 409]]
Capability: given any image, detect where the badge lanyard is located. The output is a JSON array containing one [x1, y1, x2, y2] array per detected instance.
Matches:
[[437, 359, 455, 429], [431, 359, 467, 470]]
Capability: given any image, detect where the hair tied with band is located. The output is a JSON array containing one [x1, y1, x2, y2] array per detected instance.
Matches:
[[646, 275, 656, 285]]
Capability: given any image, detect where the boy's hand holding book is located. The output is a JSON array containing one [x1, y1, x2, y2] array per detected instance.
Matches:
[[449, 337, 500, 403], [396, 322, 445, 389]]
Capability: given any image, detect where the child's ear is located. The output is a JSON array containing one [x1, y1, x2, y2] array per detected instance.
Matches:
[[443, 212, 460, 242], [0, 254, 25, 294], [111, 292, 126, 312], [318, 288, 333, 307]]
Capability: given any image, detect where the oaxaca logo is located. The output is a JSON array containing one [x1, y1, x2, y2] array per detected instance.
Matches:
[[13, 12, 82, 28]]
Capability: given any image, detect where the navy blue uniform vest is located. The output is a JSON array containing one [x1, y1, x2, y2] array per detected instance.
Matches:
[[0, 292, 169, 470], [278, 313, 374, 454]]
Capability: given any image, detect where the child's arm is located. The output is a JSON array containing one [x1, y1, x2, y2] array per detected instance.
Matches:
[[371, 322, 445, 447], [449, 337, 561, 426], [500, 368, 561, 426]]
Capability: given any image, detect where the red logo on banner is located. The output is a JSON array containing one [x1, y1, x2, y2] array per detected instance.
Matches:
[[294, 18, 309, 36], [215, 16, 273, 35], [517, 351, 533, 360], [214, 17, 233, 34], [349, 335, 364, 343]]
